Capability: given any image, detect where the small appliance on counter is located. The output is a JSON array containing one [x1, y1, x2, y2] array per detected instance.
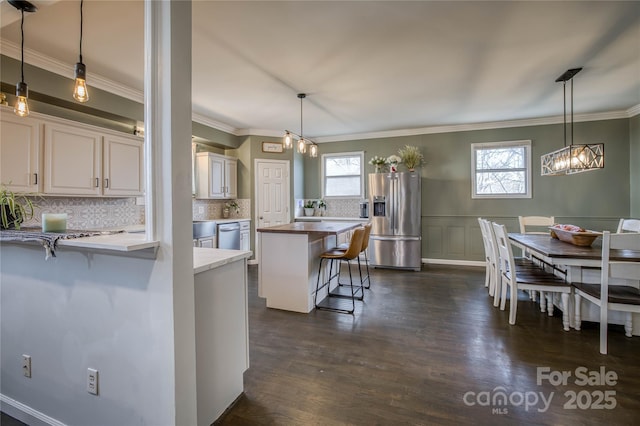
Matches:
[[359, 200, 369, 218]]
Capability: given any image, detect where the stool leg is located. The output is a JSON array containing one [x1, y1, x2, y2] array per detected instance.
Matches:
[[363, 251, 371, 289], [346, 259, 355, 313], [314, 257, 325, 308]]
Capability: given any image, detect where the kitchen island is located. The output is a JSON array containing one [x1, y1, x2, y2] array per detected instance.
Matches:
[[257, 221, 361, 313]]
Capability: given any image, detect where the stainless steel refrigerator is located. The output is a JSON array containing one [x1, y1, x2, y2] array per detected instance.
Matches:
[[368, 172, 421, 271]]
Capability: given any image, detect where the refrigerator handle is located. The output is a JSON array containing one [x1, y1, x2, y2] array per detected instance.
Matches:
[[392, 176, 398, 233]]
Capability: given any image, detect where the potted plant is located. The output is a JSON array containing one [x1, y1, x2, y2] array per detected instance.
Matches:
[[317, 199, 327, 216], [303, 200, 316, 216], [223, 200, 240, 218], [1, 184, 37, 230], [368, 155, 388, 173], [398, 145, 424, 171]]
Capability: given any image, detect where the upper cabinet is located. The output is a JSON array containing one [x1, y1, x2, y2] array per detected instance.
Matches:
[[196, 152, 237, 199], [44, 123, 144, 196], [1, 108, 143, 197], [0, 114, 42, 193]]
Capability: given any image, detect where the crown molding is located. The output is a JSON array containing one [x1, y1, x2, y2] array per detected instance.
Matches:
[[627, 103, 640, 118], [314, 110, 633, 143], [191, 112, 238, 135]]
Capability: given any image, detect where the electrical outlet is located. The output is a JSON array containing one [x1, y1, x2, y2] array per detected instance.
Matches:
[[22, 355, 31, 378], [87, 368, 99, 395]]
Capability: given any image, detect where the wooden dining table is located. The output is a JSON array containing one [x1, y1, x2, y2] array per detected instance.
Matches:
[[508, 233, 640, 331]]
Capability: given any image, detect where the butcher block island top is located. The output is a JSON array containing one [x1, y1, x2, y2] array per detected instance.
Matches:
[[257, 221, 361, 236]]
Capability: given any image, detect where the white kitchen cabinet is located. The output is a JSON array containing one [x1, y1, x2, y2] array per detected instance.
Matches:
[[0, 113, 42, 192], [43, 122, 144, 196], [44, 122, 102, 195], [240, 221, 250, 251], [103, 134, 144, 196], [196, 152, 237, 199]]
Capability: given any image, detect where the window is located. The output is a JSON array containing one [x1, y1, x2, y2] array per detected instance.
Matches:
[[471, 140, 531, 199], [322, 152, 364, 198]]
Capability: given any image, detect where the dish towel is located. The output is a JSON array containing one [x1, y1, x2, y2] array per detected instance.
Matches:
[[0, 228, 120, 260]]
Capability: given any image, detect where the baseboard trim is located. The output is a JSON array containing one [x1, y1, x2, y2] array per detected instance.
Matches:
[[1, 394, 66, 426], [422, 258, 485, 267]]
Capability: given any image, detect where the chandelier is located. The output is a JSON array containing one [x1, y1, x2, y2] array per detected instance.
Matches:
[[283, 93, 318, 158], [541, 68, 604, 176]]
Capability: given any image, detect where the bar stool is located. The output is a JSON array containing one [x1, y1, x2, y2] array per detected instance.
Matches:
[[314, 227, 365, 314], [335, 223, 372, 289]]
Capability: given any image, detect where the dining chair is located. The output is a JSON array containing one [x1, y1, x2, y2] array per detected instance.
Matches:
[[492, 222, 572, 330], [518, 216, 555, 234], [478, 218, 493, 292], [572, 231, 640, 354], [617, 218, 640, 233]]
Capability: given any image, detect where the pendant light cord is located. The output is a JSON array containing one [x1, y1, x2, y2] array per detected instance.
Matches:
[[79, 0, 84, 63], [300, 96, 304, 138], [562, 80, 566, 148], [20, 9, 25, 84]]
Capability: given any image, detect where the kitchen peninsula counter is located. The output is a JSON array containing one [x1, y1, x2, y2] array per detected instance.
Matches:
[[257, 221, 361, 313]]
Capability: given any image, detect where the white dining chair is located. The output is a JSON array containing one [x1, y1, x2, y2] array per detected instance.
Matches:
[[478, 218, 502, 305], [492, 222, 572, 330], [572, 232, 640, 354], [478, 218, 492, 292], [518, 216, 555, 234], [617, 218, 640, 233]]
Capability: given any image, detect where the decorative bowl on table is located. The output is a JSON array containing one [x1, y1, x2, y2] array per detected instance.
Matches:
[[549, 225, 601, 247]]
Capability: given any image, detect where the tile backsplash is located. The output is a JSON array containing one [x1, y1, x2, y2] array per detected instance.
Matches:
[[192, 198, 251, 220], [296, 198, 361, 217], [22, 197, 144, 230]]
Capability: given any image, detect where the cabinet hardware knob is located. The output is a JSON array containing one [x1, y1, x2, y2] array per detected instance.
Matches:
[[34, 173, 38, 185], [95, 178, 99, 187], [105, 178, 109, 188]]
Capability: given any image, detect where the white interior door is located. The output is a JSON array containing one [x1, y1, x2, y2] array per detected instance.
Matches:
[[255, 159, 290, 264]]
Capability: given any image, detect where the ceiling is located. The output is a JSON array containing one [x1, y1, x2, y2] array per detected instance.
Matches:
[[1, 0, 639, 141]]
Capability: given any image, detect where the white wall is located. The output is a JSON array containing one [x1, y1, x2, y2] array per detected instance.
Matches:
[[1, 244, 175, 425]]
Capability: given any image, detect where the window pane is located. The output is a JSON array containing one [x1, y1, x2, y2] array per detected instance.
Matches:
[[476, 147, 525, 170], [476, 171, 526, 194], [325, 156, 361, 176], [325, 176, 361, 196]]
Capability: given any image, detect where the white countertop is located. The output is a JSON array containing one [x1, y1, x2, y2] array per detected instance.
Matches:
[[193, 247, 252, 274], [58, 232, 159, 252]]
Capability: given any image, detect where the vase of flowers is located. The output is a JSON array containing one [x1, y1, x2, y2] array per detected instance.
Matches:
[[368, 155, 388, 173], [387, 155, 401, 173], [398, 145, 424, 172], [317, 199, 327, 216]]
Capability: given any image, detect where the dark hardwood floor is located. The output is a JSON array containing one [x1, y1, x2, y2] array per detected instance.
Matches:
[[218, 264, 640, 426]]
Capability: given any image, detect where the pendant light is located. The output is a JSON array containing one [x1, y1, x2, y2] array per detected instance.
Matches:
[[73, 0, 89, 102], [283, 93, 318, 157], [9, 0, 37, 117], [541, 68, 604, 176]]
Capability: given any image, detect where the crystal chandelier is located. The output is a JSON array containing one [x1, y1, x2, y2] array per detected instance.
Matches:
[[541, 68, 604, 176]]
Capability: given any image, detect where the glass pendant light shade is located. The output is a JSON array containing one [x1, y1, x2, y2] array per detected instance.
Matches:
[[283, 131, 293, 149], [297, 138, 307, 154], [309, 143, 318, 158], [14, 81, 29, 117], [73, 62, 89, 102]]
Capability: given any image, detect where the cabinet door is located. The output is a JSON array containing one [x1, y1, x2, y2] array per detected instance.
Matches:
[[103, 134, 144, 196], [208, 155, 226, 199], [44, 123, 102, 195], [225, 158, 238, 199], [0, 114, 41, 192], [240, 230, 250, 251]]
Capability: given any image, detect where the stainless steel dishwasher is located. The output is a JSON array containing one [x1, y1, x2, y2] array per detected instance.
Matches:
[[217, 222, 241, 250]]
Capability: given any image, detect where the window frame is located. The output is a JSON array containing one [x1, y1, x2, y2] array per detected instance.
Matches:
[[321, 151, 365, 199], [471, 140, 532, 199]]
